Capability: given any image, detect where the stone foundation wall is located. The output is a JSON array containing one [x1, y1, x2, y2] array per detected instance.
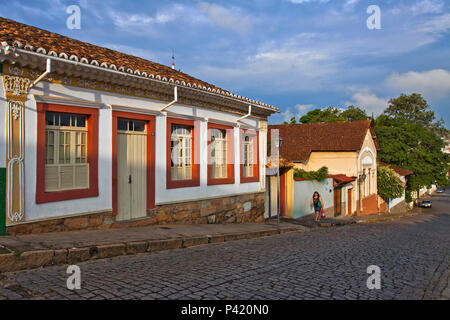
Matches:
[[149, 192, 265, 225], [6, 192, 265, 236]]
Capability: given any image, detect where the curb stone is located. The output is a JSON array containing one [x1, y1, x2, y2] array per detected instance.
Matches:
[[0, 253, 17, 273], [182, 236, 209, 248], [356, 212, 421, 224], [147, 238, 183, 252], [126, 241, 148, 254], [68, 247, 91, 263], [0, 227, 303, 273], [96, 244, 126, 259]]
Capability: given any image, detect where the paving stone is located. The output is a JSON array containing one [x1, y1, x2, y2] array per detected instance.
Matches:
[[0, 209, 448, 300]]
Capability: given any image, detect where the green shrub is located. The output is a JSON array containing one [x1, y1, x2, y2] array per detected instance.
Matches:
[[405, 191, 412, 203], [294, 166, 329, 181]]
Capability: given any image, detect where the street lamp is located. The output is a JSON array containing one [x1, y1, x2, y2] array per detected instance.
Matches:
[[277, 137, 284, 228], [358, 172, 367, 213]]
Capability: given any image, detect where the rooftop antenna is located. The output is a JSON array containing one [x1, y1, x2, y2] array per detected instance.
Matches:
[[171, 48, 175, 70]]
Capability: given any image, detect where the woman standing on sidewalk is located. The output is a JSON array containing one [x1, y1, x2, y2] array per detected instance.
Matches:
[[310, 192, 325, 222]]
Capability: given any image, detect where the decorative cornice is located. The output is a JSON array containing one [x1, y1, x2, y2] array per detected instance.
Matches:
[[0, 60, 272, 120], [32, 95, 106, 109]]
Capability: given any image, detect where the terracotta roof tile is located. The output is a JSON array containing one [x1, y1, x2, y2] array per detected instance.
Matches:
[[329, 174, 357, 184], [269, 120, 379, 162], [379, 162, 413, 177], [0, 17, 277, 111]]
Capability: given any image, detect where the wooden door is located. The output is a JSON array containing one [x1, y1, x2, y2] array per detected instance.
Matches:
[[348, 189, 352, 215], [334, 187, 342, 217], [117, 128, 147, 221]]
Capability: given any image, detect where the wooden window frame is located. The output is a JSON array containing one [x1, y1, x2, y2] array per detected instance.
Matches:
[[207, 123, 235, 186], [166, 118, 200, 189], [112, 111, 156, 216], [240, 128, 260, 184], [36, 103, 99, 203]]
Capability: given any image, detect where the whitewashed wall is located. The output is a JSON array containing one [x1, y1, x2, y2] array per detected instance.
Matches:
[[293, 178, 334, 218], [21, 82, 264, 221], [390, 176, 406, 208]]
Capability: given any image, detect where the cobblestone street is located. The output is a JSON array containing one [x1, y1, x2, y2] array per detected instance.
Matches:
[[0, 199, 449, 300]]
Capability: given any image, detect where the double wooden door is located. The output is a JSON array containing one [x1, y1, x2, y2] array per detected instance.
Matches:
[[117, 122, 147, 221]]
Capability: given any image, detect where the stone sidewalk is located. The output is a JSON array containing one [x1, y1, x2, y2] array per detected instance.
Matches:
[[0, 221, 306, 273], [285, 196, 432, 228], [0, 194, 434, 273]]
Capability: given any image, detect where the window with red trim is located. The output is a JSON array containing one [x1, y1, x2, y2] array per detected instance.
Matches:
[[207, 123, 235, 185], [36, 103, 99, 203], [166, 118, 200, 189], [240, 129, 259, 183]]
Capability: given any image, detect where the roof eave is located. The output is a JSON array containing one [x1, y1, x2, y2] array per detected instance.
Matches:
[[0, 43, 280, 115]]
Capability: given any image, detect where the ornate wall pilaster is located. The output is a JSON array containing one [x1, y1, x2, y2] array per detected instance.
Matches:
[[2, 74, 30, 224], [259, 120, 268, 190]]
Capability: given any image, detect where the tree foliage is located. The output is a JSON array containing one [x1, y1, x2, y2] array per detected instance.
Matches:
[[299, 106, 369, 124], [377, 166, 404, 200], [283, 117, 298, 125], [375, 93, 450, 192], [294, 166, 329, 181], [341, 106, 371, 122], [385, 93, 448, 136]]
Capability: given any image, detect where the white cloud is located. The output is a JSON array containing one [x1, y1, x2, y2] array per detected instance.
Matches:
[[389, 0, 444, 16], [345, 89, 389, 116], [296, 104, 314, 114], [108, 4, 209, 30], [280, 108, 294, 122], [418, 13, 450, 33], [386, 69, 450, 99], [287, 0, 330, 3], [287, 0, 359, 11], [197, 32, 338, 92], [411, 0, 445, 15], [342, 0, 360, 11], [197, 2, 253, 33], [276, 104, 315, 123], [109, 10, 177, 28]]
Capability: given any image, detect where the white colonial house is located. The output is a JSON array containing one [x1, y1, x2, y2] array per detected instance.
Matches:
[[0, 17, 279, 235]]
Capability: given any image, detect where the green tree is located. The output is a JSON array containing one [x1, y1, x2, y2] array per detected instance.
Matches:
[[283, 117, 298, 125], [299, 106, 368, 124], [375, 94, 450, 196], [299, 109, 324, 124], [385, 93, 448, 136], [341, 106, 369, 121], [377, 166, 404, 201]]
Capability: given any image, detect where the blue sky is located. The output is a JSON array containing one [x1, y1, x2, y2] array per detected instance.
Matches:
[[2, 0, 450, 125]]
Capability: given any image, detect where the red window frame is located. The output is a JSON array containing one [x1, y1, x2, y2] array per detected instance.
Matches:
[[166, 117, 200, 189], [111, 111, 156, 216], [240, 128, 260, 184], [207, 122, 235, 186], [36, 103, 99, 203]]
